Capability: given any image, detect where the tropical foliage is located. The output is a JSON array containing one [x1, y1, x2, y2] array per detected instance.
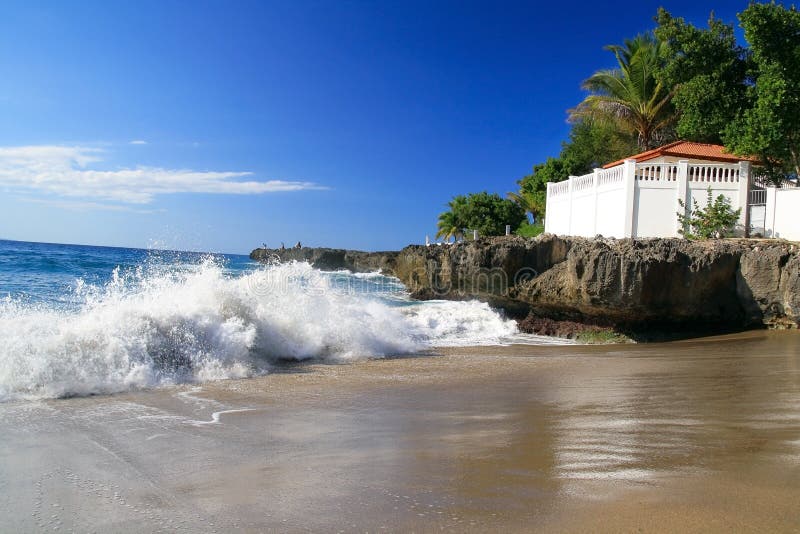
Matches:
[[446, 3, 799, 239], [724, 2, 800, 180], [515, 222, 544, 238], [569, 34, 676, 151], [436, 192, 526, 241], [654, 8, 750, 145], [435, 209, 464, 242], [655, 3, 800, 182]]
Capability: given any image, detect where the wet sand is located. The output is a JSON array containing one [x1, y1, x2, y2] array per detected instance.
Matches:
[[1, 330, 799, 532]]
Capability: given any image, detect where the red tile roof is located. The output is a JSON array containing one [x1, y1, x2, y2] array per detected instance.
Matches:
[[602, 141, 758, 169]]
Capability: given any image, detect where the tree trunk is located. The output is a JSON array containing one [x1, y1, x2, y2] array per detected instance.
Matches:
[[789, 145, 800, 180]]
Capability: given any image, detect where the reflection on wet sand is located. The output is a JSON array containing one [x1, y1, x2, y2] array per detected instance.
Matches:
[[0, 331, 798, 532]]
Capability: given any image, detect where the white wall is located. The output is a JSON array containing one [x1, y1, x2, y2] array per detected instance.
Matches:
[[633, 182, 678, 237], [750, 204, 766, 236], [545, 166, 628, 238], [595, 186, 627, 237], [766, 188, 800, 241], [545, 160, 750, 239], [544, 181, 571, 236]]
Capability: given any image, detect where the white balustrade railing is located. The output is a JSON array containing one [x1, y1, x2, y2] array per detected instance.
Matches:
[[549, 180, 569, 197], [572, 172, 594, 192], [688, 163, 740, 183], [548, 160, 754, 202], [597, 165, 624, 186], [635, 163, 678, 182]]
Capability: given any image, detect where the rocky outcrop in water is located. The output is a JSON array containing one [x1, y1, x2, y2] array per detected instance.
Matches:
[[391, 235, 800, 332], [250, 247, 398, 274]]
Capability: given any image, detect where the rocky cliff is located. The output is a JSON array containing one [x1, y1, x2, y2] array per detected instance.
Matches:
[[392, 235, 800, 332], [251, 236, 800, 334]]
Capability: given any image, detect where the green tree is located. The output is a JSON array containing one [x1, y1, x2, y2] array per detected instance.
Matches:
[[435, 208, 464, 241], [569, 33, 677, 150], [436, 192, 526, 240], [654, 8, 750, 144], [559, 118, 637, 170], [513, 158, 566, 223], [724, 2, 800, 179]]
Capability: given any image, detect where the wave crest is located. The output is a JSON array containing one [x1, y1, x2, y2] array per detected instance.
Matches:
[[0, 261, 517, 400]]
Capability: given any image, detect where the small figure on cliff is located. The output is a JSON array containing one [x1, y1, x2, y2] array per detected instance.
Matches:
[[295, 241, 302, 249], [262, 242, 267, 250], [280, 242, 285, 251]]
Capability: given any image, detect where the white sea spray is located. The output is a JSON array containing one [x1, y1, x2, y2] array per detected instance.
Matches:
[[0, 260, 523, 400]]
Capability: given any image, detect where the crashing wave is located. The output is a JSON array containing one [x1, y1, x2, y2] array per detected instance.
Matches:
[[0, 261, 518, 400]]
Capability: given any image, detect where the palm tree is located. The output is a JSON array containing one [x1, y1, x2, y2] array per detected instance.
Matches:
[[435, 210, 463, 242], [507, 190, 544, 224], [569, 33, 676, 151]]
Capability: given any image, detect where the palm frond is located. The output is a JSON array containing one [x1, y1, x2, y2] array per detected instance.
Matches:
[[573, 33, 675, 150]]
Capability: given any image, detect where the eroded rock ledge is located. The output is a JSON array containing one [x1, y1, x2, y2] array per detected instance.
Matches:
[[249, 247, 398, 273], [252, 235, 800, 335]]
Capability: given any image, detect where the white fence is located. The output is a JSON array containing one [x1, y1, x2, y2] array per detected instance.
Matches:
[[545, 160, 750, 238], [762, 187, 800, 241]]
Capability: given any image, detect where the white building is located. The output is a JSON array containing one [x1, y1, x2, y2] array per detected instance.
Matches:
[[544, 141, 800, 241]]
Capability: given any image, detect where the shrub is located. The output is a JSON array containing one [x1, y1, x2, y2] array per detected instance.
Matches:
[[515, 222, 545, 238], [677, 187, 741, 239]]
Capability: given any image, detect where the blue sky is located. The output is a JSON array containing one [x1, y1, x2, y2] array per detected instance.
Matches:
[[0, 1, 745, 254]]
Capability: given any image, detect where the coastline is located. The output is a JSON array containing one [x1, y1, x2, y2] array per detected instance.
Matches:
[[2, 330, 798, 532], [251, 235, 800, 341]]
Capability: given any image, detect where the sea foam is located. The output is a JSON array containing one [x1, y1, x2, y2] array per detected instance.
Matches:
[[0, 260, 518, 400]]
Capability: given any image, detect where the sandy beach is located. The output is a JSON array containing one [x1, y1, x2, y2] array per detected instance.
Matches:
[[1, 330, 799, 532]]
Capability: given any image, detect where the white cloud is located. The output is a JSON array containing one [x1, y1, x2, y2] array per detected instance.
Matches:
[[0, 145, 325, 205], [129, 140, 148, 145]]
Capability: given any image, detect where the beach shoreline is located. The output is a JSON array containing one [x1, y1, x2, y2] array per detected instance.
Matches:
[[2, 330, 799, 532]]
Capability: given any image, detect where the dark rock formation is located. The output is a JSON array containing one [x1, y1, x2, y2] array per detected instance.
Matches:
[[250, 247, 398, 274], [392, 235, 800, 332], [251, 235, 800, 334], [737, 246, 800, 328]]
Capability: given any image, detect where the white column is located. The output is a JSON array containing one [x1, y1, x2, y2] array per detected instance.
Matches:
[[765, 186, 777, 238], [676, 160, 689, 237], [738, 161, 751, 236], [622, 160, 637, 238]]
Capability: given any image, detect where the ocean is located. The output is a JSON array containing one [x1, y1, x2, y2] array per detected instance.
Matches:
[[0, 239, 561, 401]]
